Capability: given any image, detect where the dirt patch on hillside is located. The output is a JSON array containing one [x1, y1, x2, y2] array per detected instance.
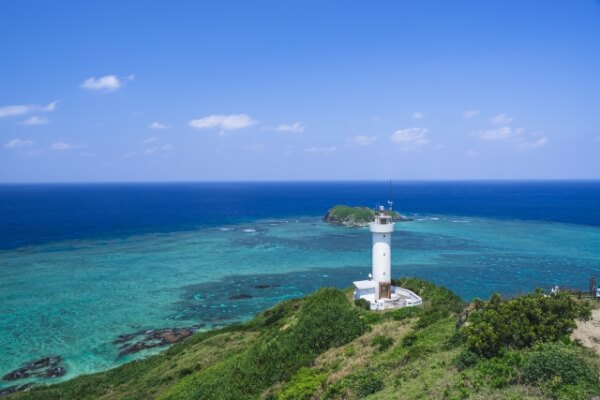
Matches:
[[572, 308, 600, 355]]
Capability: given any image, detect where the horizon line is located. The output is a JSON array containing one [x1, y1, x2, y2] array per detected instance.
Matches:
[[1, 178, 600, 185]]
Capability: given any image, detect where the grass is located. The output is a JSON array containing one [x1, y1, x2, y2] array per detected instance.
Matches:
[[7, 278, 600, 400]]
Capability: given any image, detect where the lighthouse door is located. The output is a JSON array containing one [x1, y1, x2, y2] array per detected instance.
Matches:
[[379, 282, 391, 299]]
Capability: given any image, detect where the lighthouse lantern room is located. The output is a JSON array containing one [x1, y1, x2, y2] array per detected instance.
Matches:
[[353, 204, 422, 310]]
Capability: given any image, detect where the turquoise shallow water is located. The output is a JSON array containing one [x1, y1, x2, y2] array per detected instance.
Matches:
[[1, 214, 600, 388]]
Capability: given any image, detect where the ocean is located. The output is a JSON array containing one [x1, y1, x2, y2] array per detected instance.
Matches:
[[1, 181, 600, 388]]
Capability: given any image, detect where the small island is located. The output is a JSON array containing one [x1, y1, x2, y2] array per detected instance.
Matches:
[[323, 205, 412, 227]]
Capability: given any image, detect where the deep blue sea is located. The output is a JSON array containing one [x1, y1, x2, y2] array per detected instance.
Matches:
[[3, 181, 600, 249], [1, 181, 600, 388]]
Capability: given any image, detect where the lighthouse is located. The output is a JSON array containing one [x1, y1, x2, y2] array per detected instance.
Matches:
[[353, 203, 423, 310], [370, 205, 394, 299]]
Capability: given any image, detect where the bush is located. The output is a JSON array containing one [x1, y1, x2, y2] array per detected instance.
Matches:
[[443, 331, 464, 350], [454, 349, 481, 371], [476, 352, 523, 388], [415, 309, 448, 329], [354, 298, 370, 310], [401, 332, 418, 347], [349, 370, 384, 397], [523, 344, 598, 386], [387, 306, 422, 321], [371, 335, 394, 352], [293, 288, 367, 354], [462, 291, 591, 357], [329, 370, 384, 398], [360, 312, 382, 326], [392, 277, 464, 314], [278, 368, 327, 400], [393, 278, 464, 331]]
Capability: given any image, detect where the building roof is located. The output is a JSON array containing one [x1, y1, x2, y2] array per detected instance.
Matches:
[[353, 280, 377, 290]]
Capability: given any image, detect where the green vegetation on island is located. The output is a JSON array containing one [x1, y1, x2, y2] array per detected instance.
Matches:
[[7, 279, 600, 400], [323, 205, 411, 227]]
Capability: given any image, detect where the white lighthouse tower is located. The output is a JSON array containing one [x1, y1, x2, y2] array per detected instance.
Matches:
[[370, 205, 394, 300], [353, 203, 422, 310]]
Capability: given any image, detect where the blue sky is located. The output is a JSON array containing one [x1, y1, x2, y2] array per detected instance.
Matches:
[[1, 0, 599, 182]]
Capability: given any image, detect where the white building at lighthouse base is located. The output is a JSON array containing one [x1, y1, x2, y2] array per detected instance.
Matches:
[[353, 280, 422, 310]]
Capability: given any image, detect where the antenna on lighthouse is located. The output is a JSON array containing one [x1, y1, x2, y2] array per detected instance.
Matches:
[[387, 179, 393, 211]]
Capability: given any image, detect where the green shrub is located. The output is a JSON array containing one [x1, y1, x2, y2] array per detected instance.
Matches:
[[278, 367, 327, 400], [523, 344, 598, 386], [350, 370, 384, 397], [462, 291, 591, 357], [392, 277, 464, 314], [415, 309, 448, 329], [454, 349, 481, 370], [371, 335, 394, 352], [360, 312, 382, 325], [401, 332, 418, 347], [292, 288, 367, 354], [392, 278, 464, 332], [403, 344, 432, 363], [387, 306, 422, 321], [323, 369, 384, 399], [343, 345, 356, 357], [443, 331, 464, 350], [476, 352, 523, 388], [354, 298, 370, 310]]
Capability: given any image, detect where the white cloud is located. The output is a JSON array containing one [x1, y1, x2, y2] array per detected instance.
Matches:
[[144, 137, 158, 144], [413, 112, 425, 119], [476, 126, 516, 141], [189, 114, 257, 131], [80, 74, 133, 92], [390, 127, 429, 146], [462, 109, 480, 119], [0, 101, 59, 118], [0, 105, 34, 118], [150, 121, 169, 129], [50, 141, 74, 151], [517, 137, 548, 150], [348, 135, 378, 146], [144, 144, 173, 155], [466, 149, 479, 157], [475, 125, 547, 150], [22, 115, 48, 125], [4, 138, 34, 148], [490, 113, 513, 125], [305, 146, 337, 154], [275, 121, 304, 133]]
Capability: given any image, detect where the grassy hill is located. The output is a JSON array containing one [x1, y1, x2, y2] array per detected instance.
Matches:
[[7, 278, 600, 400]]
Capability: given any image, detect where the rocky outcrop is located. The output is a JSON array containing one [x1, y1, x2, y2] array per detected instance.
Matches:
[[0, 383, 34, 397], [229, 293, 253, 300], [114, 327, 196, 357], [2, 356, 65, 382]]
